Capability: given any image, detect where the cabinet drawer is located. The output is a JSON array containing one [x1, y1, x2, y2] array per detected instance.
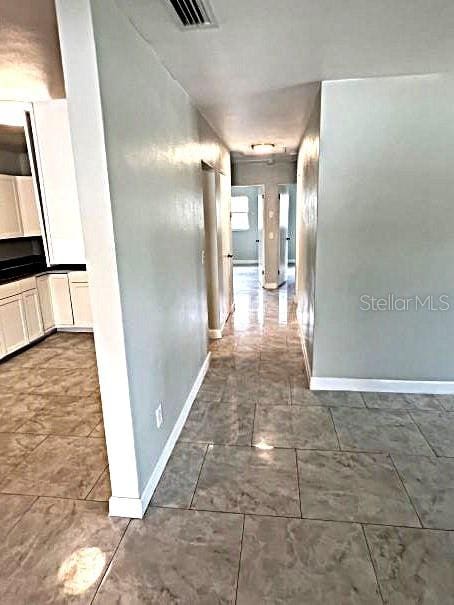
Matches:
[[0, 276, 37, 300]]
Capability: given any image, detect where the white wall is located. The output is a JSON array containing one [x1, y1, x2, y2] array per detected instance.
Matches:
[[233, 159, 296, 286], [312, 74, 454, 385], [57, 0, 230, 516]]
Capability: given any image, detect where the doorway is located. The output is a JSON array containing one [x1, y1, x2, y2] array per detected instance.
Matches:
[[278, 183, 297, 287], [202, 162, 233, 339]]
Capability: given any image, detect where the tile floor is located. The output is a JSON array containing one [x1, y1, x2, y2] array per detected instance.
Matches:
[[2, 266, 454, 602]]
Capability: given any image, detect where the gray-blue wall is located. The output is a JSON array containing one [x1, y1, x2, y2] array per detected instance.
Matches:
[[232, 185, 259, 264]]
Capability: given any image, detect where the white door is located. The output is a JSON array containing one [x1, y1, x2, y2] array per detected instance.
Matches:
[[278, 191, 289, 285], [0, 175, 23, 239], [0, 295, 29, 354], [23, 289, 44, 342], [220, 173, 233, 320], [15, 176, 41, 236], [257, 192, 265, 286], [31, 100, 85, 264]]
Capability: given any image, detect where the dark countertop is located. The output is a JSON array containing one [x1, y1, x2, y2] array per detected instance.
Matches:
[[0, 261, 87, 285]]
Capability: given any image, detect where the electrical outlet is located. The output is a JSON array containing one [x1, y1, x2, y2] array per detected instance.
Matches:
[[155, 403, 163, 429]]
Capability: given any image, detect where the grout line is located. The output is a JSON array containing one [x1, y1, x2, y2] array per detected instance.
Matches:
[[189, 444, 210, 509], [328, 407, 342, 450], [149, 502, 454, 531], [250, 402, 258, 446], [389, 453, 424, 528], [361, 523, 385, 605], [234, 514, 246, 605], [90, 517, 132, 604], [407, 412, 439, 457], [294, 449, 303, 518], [85, 463, 109, 501]]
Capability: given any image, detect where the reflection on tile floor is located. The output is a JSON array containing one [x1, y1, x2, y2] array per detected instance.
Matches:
[[3, 266, 454, 603]]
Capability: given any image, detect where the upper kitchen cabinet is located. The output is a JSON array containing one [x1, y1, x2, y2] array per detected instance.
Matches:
[[30, 100, 86, 265], [15, 176, 41, 236], [0, 174, 22, 238]]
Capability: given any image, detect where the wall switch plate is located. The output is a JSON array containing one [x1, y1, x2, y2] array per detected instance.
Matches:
[[155, 403, 163, 429]]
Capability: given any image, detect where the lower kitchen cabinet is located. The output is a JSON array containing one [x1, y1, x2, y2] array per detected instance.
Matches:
[[0, 271, 93, 361], [23, 289, 44, 342], [47, 274, 74, 327], [0, 294, 29, 355], [36, 275, 54, 332]]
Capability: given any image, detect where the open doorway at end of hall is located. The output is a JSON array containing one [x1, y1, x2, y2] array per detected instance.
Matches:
[[277, 183, 297, 287], [231, 185, 264, 282]]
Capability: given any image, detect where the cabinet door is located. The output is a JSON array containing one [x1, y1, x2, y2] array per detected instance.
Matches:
[[69, 281, 93, 328], [31, 100, 85, 264], [23, 289, 44, 342], [15, 176, 41, 236], [0, 325, 6, 358], [36, 275, 54, 332], [0, 175, 23, 239], [0, 295, 28, 354], [48, 274, 73, 326]]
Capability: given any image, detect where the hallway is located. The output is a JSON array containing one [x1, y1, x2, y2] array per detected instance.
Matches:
[[99, 266, 454, 602]]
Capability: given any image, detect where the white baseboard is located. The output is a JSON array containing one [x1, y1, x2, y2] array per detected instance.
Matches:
[[233, 260, 258, 266], [109, 351, 211, 518], [209, 329, 222, 339], [310, 376, 454, 395], [264, 282, 278, 289], [57, 326, 94, 333]]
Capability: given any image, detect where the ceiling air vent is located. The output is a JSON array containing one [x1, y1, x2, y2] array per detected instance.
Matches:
[[167, 0, 217, 29]]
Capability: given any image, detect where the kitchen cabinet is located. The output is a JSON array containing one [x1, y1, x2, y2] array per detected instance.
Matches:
[[15, 176, 41, 236], [47, 274, 73, 327], [31, 100, 85, 265], [36, 275, 54, 332], [0, 294, 28, 354], [69, 272, 92, 328], [0, 174, 22, 239], [23, 288, 44, 342]]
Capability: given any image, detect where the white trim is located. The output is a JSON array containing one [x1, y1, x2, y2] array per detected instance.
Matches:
[[264, 282, 278, 289], [109, 351, 211, 518], [310, 376, 454, 394], [209, 329, 222, 339], [233, 260, 258, 266], [297, 319, 312, 383], [57, 326, 93, 333]]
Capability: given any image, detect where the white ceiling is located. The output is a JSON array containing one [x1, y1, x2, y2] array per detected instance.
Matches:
[[118, 0, 454, 155]]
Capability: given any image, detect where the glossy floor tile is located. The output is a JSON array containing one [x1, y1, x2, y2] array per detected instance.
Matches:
[[297, 450, 420, 526], [331, 408, 434, 455], [237, 515, 382, 604], [1, 435, 107, 498], [94, 508, 243, 604], [152, 441, 207, 508], [392, 454, 454, 529], [362, 391, 445, 412], [410, 411, 454, 457], [179, 397, 255, 445], [253, 404, 339, 450], [365, 524, 454, 604], [0, 498, 128, 605], [192, 444, 300, 516]]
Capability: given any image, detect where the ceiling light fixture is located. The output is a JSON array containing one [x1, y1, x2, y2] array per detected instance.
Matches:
[[251, 143, 275, 154]]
